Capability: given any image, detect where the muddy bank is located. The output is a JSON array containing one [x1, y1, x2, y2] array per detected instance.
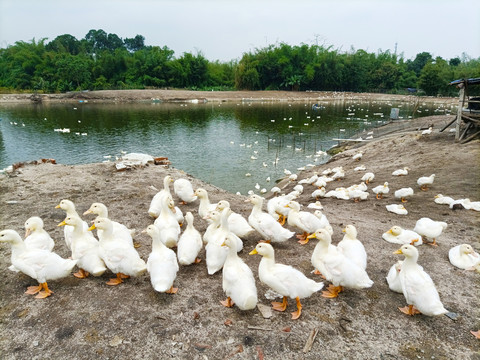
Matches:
[[0, 114, 478, 359]]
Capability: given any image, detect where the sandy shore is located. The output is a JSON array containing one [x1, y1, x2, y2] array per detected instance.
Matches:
[[0, 92, 478, 359], [0, 89, 458, 105]]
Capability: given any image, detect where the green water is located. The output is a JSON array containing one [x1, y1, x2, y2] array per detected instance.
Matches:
[[0, 99, 450, 194]]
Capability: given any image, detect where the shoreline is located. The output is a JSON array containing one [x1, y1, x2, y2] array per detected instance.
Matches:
[[0, 89, 457, 105]]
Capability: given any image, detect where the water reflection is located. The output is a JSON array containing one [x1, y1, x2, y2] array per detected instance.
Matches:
[[0, 100, 450, 194]]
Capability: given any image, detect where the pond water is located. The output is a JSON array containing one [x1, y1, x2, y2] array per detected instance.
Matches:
[[0, 99, 450, 194]]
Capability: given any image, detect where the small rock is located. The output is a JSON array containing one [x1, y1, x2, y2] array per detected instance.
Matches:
[[109, 336, 123, 347], [257, 304, 273, 319]]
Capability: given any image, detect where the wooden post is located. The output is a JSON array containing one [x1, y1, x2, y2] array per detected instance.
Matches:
[[455, 86, 465, 141]]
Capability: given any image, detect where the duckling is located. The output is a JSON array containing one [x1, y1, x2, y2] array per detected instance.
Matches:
[[382, 225, 422, 246], [58, 216, 106, 278], [338, 225, 367, 270], [144, 225, 179, 294], [448, 244, 480, 270], [394, 244, 448, 316], [249, 242, 323, 319], [23, 216, 55, 251], [216, 200, 254, 238], [372, 182, 389, 199], [248, 195, 295, 243], [154, 195, 181, 248], [221, 234, 257, 310], [89, 217, 147, 285], [417, 174, 435, 191], [394, 187, 414, 202], [0, 229, 77, 298], [307, 229, 373, 298], [173, 178, 197, 205], [177, 212, 202, 265], [83, 202, 134, 248], [286, 201, 329, 244], [55, 199, 89, 250], [413, 217, 447, 246]]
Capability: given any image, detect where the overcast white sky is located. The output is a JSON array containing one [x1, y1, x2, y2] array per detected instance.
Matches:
[[1, 0, 479, 62]]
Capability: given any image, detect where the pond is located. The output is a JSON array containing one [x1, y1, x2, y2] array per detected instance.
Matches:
[[0, 99, 451, 194]]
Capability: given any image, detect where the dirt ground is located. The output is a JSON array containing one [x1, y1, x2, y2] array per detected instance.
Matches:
[[0, 91, 479, 359]]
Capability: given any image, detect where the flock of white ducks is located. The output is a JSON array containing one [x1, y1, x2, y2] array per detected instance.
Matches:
[[1, 144, 479, 327]]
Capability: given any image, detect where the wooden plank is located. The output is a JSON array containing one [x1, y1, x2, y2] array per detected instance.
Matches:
[[456, 87, 465, 141], [461, 129, 480, 144], [459, 122, 472, 141], [440, 116, 457, 132]]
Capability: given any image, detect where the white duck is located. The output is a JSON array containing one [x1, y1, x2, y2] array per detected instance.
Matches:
[[337, 225, 367, 270], [392, 167, 409, 176], [394, 187, 414, 202], [177, 212, 203, 265], [203, 210, 221, 245], [307, 229, 373, 298], [286, 201, 329, 244], [413, 217, 447, 246], [448, 244, 480, 270], [90, 217, 147, 285], [434, 194, 454, 206], [348, 188, 369, 202], [148, 175, 174, 218], [23, 216, 55, 251], [247, 195, 295, 243], [174, 178, 197, 204], [311, 188, 326, 200], [361, 172, 375, 184], [194, 188, 218, 219], [267, 193, 296, 226], [382, 226, 422, 246], [83, 202, 134, 248], [216, 200, 255, 238], [249, 242, 323, 319], [221, 233, 258, 310], [417, 174, 435, 191], [58, 216, 106, 278], [372, 182, 389, 199], [205, 209, 241, 275], [386, 260, 403, 293], [307, 201, 324, 210], [154, 195, 181, 248], [394, 244, 448, 316], [386, 204, 408, 215], [0, 229, 77, 298], [55, 199, 89, 250], [144, 225, 179, 294], [352, 151, 363, 161]]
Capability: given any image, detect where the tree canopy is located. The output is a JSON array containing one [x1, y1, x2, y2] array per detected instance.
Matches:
[[0, 29, 478, 96]]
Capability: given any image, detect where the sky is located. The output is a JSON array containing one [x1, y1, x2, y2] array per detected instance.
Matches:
[[0, 0, 479, 62]]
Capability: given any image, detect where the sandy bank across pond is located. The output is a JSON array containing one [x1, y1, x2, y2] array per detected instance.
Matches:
[[0, 89, 458, 106], [0, 114, 478, 359]]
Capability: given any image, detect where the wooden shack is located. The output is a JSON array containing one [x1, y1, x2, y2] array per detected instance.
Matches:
[[446, 77, 480, 143]]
